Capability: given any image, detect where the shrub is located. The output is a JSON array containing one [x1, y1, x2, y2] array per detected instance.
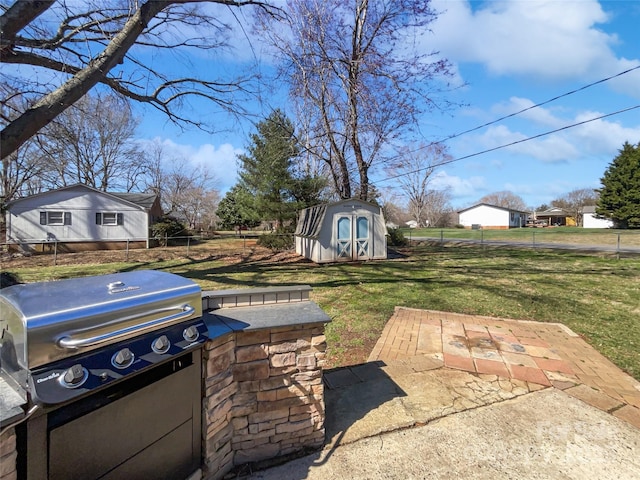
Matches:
[[387, 227, 407, 247], [257, 228, 294, 252], [151, 217, 188, 246]]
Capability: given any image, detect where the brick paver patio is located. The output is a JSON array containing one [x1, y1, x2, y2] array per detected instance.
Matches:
[[368, 307, 640, 429]]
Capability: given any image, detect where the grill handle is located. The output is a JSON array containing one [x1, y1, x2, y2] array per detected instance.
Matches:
[[56, 304, 196, 349]]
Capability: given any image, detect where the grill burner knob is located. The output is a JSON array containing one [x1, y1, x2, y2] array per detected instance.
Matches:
[[59, 364, 88, 388], [152, 335, 171, 354], [112, 348, 135, 369], [183, 325, 200, 343]]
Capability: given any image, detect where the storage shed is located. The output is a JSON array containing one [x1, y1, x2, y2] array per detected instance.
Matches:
[[295, 199, 387, 263]]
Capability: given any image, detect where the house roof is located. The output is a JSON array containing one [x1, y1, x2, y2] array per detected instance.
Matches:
[[457, 203, 529, 215], [6, 183, 158, 211], [536, 207, 570, 217], [110, 192, 158, 210], [582, 205, 597, 214]]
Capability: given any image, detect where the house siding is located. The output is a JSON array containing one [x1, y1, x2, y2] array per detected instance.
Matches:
[[6, 186, 151, 248], [459, 204, 527, 229]]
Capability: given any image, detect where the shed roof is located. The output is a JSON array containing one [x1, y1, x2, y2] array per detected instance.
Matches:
[[295, 204, 328, 238]]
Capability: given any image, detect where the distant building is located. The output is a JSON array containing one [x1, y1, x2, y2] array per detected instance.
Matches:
[[535, 207, 575, 227], [582, 206, 614, 228], [458, 203, 528, 229]]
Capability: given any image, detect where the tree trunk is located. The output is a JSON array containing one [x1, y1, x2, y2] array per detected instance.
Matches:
[[1, 1, 169, 160]]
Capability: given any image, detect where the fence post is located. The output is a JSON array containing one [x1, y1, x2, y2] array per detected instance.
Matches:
[[126, 239, 130, 262], [532, 231, 536, 248], [187, 236, 190, 256], [53, 241, 58, 266], [440, 229, 444, 245], [617, 233, 621, 260]]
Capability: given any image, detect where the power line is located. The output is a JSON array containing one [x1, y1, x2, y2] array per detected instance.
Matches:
[[443, 64, 640, 142], [376, 103, 640, 185], [384, 64, 640, 164]]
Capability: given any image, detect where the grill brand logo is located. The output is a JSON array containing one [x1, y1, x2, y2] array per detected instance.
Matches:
[[36, 371, 60, 383], [36, 372, 60, 383]]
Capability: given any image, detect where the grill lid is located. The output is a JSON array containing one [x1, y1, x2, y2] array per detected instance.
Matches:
[[0, 270, 202, 369]]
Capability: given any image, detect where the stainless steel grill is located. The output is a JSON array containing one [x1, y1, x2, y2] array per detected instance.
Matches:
[[0, 270, 206, 479], [0, 270, 204, 405]]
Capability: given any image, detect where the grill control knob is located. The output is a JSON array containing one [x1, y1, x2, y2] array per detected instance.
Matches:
[[112, 348, 135, 369], [152, 335, 171, 354], [183, 325, 200, 343], [59, 364, 88, 388]]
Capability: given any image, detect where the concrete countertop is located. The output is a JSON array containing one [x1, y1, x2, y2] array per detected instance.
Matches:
[[0, 375, 26, 427], [203, 301, 331, 338]]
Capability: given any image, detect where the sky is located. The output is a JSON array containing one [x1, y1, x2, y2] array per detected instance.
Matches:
[[135, 0, 640, 210]]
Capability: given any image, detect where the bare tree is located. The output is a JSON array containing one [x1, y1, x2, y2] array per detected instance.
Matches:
[[552, 188, 598, 227], [1, 0, 278, 160], [257, 0, 455, 201], [478, 191, 527, 211], [422, 188, 453, 228], [37, 92, 145, 191], [386, 143, 451, 226]]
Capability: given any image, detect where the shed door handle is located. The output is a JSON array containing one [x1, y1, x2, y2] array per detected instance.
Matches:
[[56, 304, 196, 349]]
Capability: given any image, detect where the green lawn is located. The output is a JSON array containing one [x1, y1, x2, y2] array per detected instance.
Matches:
[[4, 241, 639, 381]]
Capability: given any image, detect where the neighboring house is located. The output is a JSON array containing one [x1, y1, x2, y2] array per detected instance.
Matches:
[[405, 220, 419, 229], [582, 206, 614, 228], [458, 203, 528, 229], [295, 199, 387, 263], [5, 184, 162, 252], [535, 207, 576, 227]]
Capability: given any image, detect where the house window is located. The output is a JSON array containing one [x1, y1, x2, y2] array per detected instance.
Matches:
[[96, 212, 124, 226], [40, 211, 71, 226]]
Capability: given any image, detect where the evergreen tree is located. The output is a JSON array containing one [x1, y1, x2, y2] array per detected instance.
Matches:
[[237, 110, 325, 226], [216, 185, 261, 230], [597, 142, 640, 228]]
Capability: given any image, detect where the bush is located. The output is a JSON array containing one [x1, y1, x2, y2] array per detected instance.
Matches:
[[387, 227, 407, 247], [151, 217, 188, 246], [257, 228, 294, 252]]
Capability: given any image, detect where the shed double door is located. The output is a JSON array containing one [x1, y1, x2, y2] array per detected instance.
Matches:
[[336, 214, 371, 260]]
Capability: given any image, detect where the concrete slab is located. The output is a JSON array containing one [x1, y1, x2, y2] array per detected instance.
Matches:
[[249, 389, 640, 480]]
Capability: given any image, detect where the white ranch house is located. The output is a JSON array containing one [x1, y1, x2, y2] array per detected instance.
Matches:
[[582, 206, 614, 228], [5, 184, 162, 252], [458, 203, 528, 229], [295, 199, 387, 263]]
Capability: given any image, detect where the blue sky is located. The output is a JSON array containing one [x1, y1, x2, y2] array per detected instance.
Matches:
[[136, 0, 640, 210]]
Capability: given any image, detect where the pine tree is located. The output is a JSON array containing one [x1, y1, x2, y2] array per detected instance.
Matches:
[[236, 110, 327, 228], [596, 142, 640, 228]]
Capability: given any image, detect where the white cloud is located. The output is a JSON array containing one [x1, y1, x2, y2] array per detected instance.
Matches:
[[154, 138, 243, 193], [464, 101, 640, 164], [430, 0, 639, 90], [431, 170, 486, 197]]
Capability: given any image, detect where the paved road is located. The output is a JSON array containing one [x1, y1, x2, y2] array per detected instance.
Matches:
[[409, 236, 640, 254]]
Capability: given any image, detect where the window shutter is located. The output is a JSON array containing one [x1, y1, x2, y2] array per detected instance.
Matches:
[[64, 212, 72, 225], [96, 213, 102, 225], [40, 212, 47, 225], [117, 213, 124, 225]]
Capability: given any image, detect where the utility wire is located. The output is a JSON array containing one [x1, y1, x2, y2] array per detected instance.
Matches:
[[382, 64, 640, 164], [376, 104, 640, 185], [442, 64, 640, 141]]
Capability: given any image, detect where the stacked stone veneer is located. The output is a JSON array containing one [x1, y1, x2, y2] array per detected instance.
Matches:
[[0, 427, 17, 480], [201, 286, 328, 480]]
